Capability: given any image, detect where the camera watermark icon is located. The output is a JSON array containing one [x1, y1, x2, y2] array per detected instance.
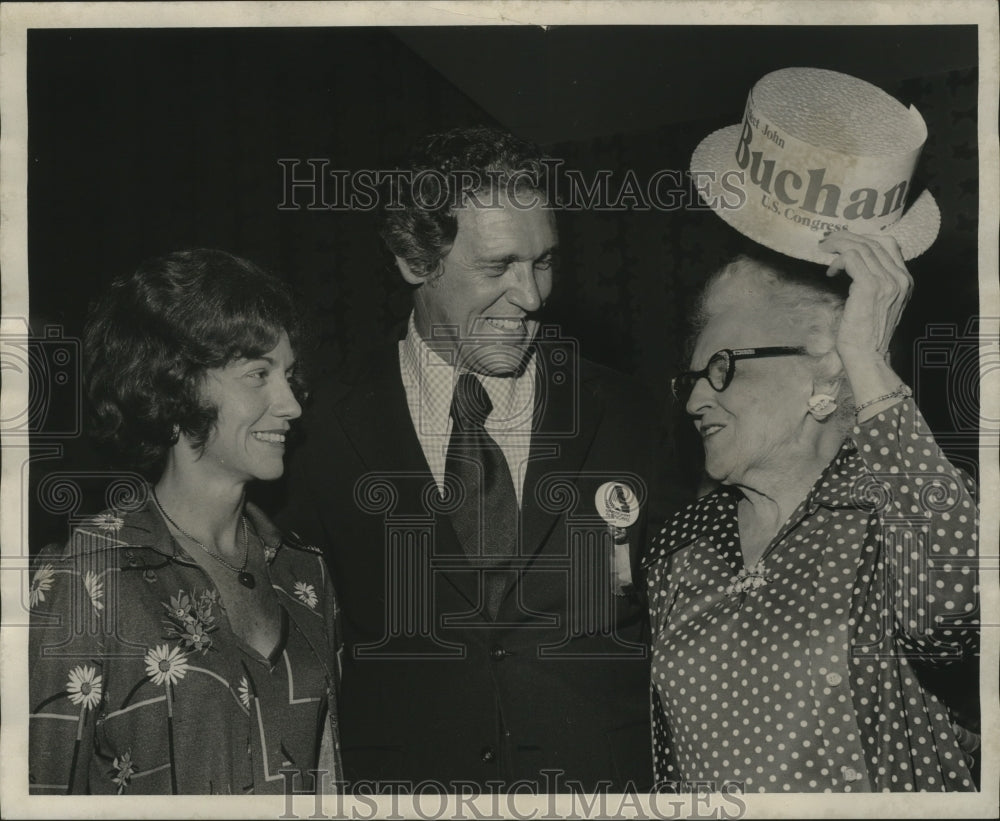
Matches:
[[414, 324, 580, 440], [911, 317, 999, 449], [0, 317, 82, 440]]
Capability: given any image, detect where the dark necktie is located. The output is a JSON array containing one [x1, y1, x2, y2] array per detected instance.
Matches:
[[444, 373, 518, 619]]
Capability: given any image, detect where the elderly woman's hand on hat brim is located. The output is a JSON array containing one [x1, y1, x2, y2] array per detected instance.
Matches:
[[818, 231, 913, 409]]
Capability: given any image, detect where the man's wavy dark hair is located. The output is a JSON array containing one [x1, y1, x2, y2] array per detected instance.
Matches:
[[378, 125, 549, 278], [84, 249, 306, 477]]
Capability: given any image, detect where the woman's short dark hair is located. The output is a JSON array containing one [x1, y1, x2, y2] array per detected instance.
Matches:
[[84, 249, 305, 476], [379, 126, 549, 278]]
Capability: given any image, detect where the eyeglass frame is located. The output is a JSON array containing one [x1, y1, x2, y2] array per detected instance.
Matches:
[[671, 346, 810, 401]]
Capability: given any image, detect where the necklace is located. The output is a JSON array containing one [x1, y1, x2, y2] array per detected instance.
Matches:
[[152, 488, 256, 589]]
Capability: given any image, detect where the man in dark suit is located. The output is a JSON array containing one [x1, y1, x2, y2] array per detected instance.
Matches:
[[279, 127, 674, 792]]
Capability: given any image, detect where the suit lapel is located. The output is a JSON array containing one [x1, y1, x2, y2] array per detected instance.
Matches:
[[335, 345, 607, 624], [333, 348, 428, 475], [334, 347, 483, 613], [519, 353, 605, 565], [491, 352, 604, 619]]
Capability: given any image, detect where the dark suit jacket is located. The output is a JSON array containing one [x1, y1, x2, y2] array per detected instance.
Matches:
[[277, 332, 673, 792]]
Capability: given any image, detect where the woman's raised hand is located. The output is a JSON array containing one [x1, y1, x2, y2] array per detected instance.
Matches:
[[818, 231, 913, 365]]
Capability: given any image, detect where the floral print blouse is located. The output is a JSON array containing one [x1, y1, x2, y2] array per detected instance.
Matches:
[[29, 497, 342, 795], [646, 400, 979, 792]]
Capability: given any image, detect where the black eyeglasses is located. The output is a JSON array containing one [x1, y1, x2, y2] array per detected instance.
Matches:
[[671, 346, 809, 402]]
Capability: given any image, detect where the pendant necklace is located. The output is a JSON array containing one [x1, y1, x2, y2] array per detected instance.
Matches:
[[152, 488, 256, 589]]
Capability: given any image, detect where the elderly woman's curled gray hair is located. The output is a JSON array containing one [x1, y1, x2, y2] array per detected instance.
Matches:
[[690, 248, 858, 430]]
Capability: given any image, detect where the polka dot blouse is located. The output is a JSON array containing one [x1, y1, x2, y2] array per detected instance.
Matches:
[[646, 400, 979, 792]]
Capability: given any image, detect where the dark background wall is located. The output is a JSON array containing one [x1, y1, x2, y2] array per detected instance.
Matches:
[[26, 25, 980, 547]]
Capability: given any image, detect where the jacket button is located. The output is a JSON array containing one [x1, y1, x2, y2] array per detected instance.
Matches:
[[480, 746, 495, 762], [826, 672, 843, 687], [490, 646, 506, 661], [841, 765, 862, 782]]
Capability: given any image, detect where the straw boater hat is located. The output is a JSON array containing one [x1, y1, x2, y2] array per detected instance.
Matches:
[[691, 67, 940, 264]]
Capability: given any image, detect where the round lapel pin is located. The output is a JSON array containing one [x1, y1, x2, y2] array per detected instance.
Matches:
[[595, 482, 640, 528]]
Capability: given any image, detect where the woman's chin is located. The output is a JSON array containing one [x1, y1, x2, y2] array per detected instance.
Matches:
[[702, 460, 733, 486], [252, 463, 286, 483]]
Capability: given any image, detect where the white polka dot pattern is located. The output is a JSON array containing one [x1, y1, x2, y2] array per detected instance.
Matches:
[[647, 401, 979, 792]]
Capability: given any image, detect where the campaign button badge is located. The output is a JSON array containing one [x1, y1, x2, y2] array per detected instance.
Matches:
[[595, 482, 639, 528]]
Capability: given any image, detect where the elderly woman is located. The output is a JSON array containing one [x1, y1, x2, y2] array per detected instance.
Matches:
[[28, 250, 341, 794], [648, 232, 978, 792]]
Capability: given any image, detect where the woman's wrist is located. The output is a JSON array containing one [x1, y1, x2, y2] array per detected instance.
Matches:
[[837, 348, 912, 422], [854, 384, 912, 423], [839, 350, 899, 402]]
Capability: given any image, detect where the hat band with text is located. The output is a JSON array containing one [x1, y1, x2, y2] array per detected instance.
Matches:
[[732, 88, 926, 237]]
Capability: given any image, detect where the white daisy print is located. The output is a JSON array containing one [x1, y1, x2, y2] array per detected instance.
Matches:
[[29, 563, 55, 607], [238, 675, 252, 709], [293, 581, 318, 609], [144, 643, 190, 687], [94, 512, 125, 533], [66, 664, 103, 710], [82, 571, 105, 613]]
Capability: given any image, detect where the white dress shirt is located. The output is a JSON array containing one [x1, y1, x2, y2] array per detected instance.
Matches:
[[398, 314, 536, 507]]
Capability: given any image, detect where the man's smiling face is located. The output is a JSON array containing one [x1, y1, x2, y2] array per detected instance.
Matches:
[[410, 188, 557, 376]]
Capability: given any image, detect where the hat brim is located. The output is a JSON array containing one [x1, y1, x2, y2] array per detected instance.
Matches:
[[691, 124, 940, 264]]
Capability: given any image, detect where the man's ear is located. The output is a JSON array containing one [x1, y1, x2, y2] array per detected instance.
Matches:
[[395, 257, 423, 285], [396, 257, 443, 288]]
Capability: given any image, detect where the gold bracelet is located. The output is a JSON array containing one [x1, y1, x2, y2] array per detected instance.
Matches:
[[855, 384, 913, 415]]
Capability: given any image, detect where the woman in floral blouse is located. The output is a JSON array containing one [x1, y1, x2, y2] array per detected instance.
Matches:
[[29, 249, 342, 795], [648, 233, 979, 792]]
